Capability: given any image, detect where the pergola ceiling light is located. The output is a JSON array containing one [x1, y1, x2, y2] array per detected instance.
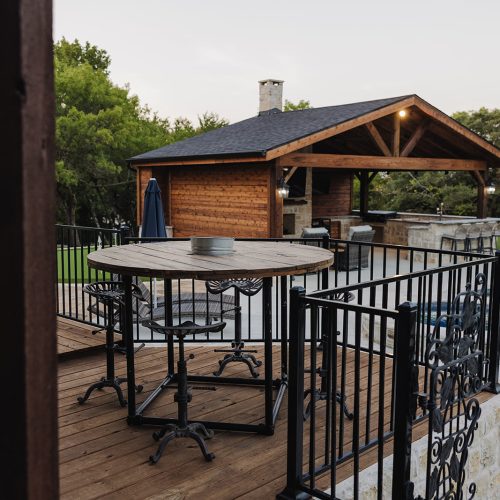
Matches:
[[398, 110, 407, 118]]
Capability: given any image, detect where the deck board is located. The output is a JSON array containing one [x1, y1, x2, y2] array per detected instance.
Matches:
[[57, 317, 114, 358], [58, 338, 494, 499]]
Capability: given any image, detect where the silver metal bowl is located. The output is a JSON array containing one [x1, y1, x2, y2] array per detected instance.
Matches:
[[190, 236, 235, 256]]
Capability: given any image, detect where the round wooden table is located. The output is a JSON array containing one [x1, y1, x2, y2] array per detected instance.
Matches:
[[88, 240, 333, 433]]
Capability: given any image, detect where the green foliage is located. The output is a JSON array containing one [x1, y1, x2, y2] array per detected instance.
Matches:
[[367, 172, 476, 216], [283, 99, 311, 111], [452, 108, 500, 148], [54, 39, 228, 228], [55, 38, 111, 73]]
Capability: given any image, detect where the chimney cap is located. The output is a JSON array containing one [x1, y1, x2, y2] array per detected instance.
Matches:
[[259, 79, 284, 85]]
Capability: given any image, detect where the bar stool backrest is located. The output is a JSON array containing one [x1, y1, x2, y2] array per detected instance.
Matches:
[[466, 224, 482, 238], [454, 224, 469, 238]]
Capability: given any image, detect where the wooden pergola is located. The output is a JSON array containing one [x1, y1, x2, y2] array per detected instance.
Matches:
[[130, 95, 500, 237], [276, 95, 500, 218]]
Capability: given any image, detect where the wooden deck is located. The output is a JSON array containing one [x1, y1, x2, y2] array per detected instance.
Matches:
[[57, 317, 114, 358], [57, 327, 494, 499]]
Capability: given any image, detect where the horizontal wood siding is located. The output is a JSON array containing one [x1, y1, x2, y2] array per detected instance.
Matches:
[[312, 171, 353, 217], [155, 170, 170, 225], [136, 166, 153, 224], [170, 165, 270, 237]]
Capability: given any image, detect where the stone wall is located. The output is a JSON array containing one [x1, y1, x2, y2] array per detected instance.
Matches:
[[283, 169, 312, 237], [334, 395, 500, 499]]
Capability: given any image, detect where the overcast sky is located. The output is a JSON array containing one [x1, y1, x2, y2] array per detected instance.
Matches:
[[54, 0, 500, 124]]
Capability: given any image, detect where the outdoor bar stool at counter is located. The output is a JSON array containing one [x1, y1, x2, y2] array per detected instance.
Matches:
[[440, 224, 469, 256], [479, 222, 495, 254], [142, 320, 226, 463], [77, 281, 145, 407]]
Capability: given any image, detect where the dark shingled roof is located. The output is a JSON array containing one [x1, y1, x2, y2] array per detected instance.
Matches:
[[129, 95, 413, 163]]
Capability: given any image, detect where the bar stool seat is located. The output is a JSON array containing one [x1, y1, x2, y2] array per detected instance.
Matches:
[[142, 319, 226, 463], [77, 281, 145, 407]]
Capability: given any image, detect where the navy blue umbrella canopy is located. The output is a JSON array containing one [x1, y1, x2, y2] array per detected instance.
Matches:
[[141, 178, 167, 237]]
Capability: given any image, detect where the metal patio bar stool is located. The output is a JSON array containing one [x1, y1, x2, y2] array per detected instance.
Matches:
[[77, 281, 145, 407], [465, 224, 482, 253], [493, 222, 500, 252], [205, 278, 264, 378], [142, 319, 226, 463], [479, 222, 495, 254], [440, 224, 469, 256]]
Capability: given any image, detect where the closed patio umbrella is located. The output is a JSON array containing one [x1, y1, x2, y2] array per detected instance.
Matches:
[[141, 178, 167, 307], [141, 178, 167, 239]]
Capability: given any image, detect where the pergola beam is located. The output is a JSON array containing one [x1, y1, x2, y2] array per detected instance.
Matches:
[[279, 153, 487, 171], [365, 122, 391, 156], [284, 166, 298, 183], [401, 120, 430, 157]]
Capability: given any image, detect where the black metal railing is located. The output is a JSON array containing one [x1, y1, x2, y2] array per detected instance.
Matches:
[[55, 225, 500, 497], [278, 252, 500, 500], [56, 225, 496, 346], [56, 224, 124, 325]]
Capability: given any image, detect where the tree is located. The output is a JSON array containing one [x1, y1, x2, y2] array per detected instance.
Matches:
[[54, 39, 228, 228], [453, 108, 500, 216], [452, 108, 500, 148], [283, 99, 311, 111]]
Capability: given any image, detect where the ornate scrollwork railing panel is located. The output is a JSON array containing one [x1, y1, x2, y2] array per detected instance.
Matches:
[[418, 274, 487, 500]]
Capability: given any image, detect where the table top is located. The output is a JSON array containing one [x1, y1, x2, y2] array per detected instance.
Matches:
[[87, 240, 334, 280]]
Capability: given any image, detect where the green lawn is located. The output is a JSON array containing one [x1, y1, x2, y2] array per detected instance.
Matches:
[[57, 247, 107, 283]]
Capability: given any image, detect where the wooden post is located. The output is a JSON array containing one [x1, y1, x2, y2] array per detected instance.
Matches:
[[392, 113, 401, 157], [0, 0, 58, 497], [359, 171, 369, 217], [478, 185, 486, 218], [270, 161, 283, 237], [471, 171, 487, 218]]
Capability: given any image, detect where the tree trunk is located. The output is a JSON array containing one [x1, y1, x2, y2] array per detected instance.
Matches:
[[66, 194, 80, 247]]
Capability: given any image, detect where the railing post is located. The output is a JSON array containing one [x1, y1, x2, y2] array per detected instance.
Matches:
[[392, 302, 418, 500], [277, 286, 308, 500], [487, 250, 500, 393]]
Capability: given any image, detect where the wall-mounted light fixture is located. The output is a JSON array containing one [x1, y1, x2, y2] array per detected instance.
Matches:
[[486, 168, 496, 195], [398, 109, 407, 118], [277, 177, 290, 198]]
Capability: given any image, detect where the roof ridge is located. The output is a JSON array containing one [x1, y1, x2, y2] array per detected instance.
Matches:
[[280, 94, 416, 114]]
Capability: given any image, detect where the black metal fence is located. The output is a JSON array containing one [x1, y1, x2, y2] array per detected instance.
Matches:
[[56, 224, 493, 345], [278, 253, 500, 499]]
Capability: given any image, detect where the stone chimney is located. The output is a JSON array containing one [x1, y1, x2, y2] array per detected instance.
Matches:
[[258, 79, 284, 114]]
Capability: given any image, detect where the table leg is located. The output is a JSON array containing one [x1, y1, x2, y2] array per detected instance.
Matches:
[[123, 275, 136, 422], [263, 277, 273, 433], [280, 276, 288, 379], [165, 279, 175, 377]]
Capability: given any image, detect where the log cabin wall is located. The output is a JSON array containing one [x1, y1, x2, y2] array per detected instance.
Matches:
[[169, 164, 273, 237], [312, 170, 353, 217]]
